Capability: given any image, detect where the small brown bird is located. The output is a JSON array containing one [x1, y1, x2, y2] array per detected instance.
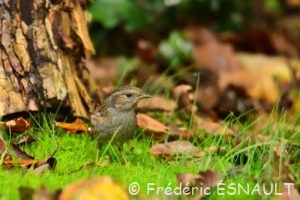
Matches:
[[91, 86, 151, 145]]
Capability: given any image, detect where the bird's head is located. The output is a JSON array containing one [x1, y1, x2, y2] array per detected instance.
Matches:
[[104, 86, 151, 111]]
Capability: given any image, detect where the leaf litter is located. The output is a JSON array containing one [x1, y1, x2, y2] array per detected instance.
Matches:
[[1, 10, 300, 199]]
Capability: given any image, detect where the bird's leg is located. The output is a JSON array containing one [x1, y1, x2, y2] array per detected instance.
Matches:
[[117, 143, 128, 165]]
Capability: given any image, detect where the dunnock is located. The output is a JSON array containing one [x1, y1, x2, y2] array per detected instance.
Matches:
[[91, 86, 151, 145]]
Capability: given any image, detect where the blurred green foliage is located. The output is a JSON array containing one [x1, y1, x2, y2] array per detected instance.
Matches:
[[158, 31, 193, 66], [89, 0, 254, 32], [88, 0, 284, 55], [89, 0, 150, 32], [264, 0, 283, 15]]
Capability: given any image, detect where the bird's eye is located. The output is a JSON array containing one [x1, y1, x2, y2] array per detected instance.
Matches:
[[125, 93, 132, 98]]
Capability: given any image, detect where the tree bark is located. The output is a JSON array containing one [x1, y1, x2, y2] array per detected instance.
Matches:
[[0, 0, 94, 118]]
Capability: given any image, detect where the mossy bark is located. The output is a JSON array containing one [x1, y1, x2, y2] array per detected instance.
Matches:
[[0, 0, 94, 117]]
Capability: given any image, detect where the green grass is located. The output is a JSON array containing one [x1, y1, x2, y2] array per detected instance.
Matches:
[[0, 112, 299, 200]]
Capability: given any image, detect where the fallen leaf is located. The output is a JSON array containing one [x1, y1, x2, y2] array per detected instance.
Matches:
[[19, 187, 35, 200], [137, 96, 177, 112], [221, 26, 270, 54], [31, 163, 52, 174], [281, 182, 300, 200], [2, 155, 13, 170], [55, 118, 89, 133], [172, 84, 197, 113], [172, 84, 193, 98], [150, 140, 202, 159], [195, 116, 234, 136], [0, 131, 34, 160], [213, 85, 253, 118], [1, 117, 30, 133], [276, 15, 300, 52], [19, 186, 57, 200], [136, 39, 157, 63], [33, 186, 57, 200], [166, 126, 196, 140], [136, 113, 167, 135], [271, 31, 298, 56], [136, 113, 195, 140], [15, 135, 37, 145], [1, 138, 57, 172], [177, 170, 221, 199], [3, 148, 57, 172], [59, 177, 129, 200], [85, 58, 119, 83], [197, 74, 221, 112], [185, 27, 239, 72], [203, 146, 226, 155], [9, 144, 34, 160], [219, 53, 292, 105]]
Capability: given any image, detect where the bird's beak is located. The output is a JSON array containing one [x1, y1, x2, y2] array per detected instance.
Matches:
[[140, 93, 152, 99]]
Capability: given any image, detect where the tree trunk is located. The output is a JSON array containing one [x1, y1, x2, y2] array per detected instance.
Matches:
[[0, 0, 94, 118]]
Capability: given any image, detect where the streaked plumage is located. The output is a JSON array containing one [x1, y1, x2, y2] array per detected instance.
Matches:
[[91, 86, 151, 144]]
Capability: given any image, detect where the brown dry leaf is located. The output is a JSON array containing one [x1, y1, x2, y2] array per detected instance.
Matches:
[[177, 170, 221, 199], [167, 126, 196, 140], [9, 144, 34, 160], [276, 15, 300, 51], [195, 116, 234, 136], [271, 31, 298, 56], [136, 113, 195, 140], [4, 157, 37, 168], [137, 96, 177, 112], [219, 53, 292, 105], [136, 39, 157, 63], [85, 58, 119, 83], [286, 0, 300, 7], [16, 135, 37, 145], [1, 132, 38, 170], [237, 53, 292, 82], [172, 84, 197, 113], [150, 140, 202, 159], [1, 117, 30, 133], [19, 186, 57, 200], [213, 84, 252, 118], [3, 147, 57, 172], [185, 27, 239, 72], [221, 26, 298, 56], [1, 136, 57, 172], [281, 183, 300, 200], [136, 113, 167, 135], [197, 79, 220, 112], [32, 186, 57, 200], [59, 177, 129, 200], [0, 131, 34, 160], [203, 146, 226, 155], [172, 84, 193, 97], [55, 118, 89, 133], [3, 155, 13, 170], [19, 187, 35, 200]]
